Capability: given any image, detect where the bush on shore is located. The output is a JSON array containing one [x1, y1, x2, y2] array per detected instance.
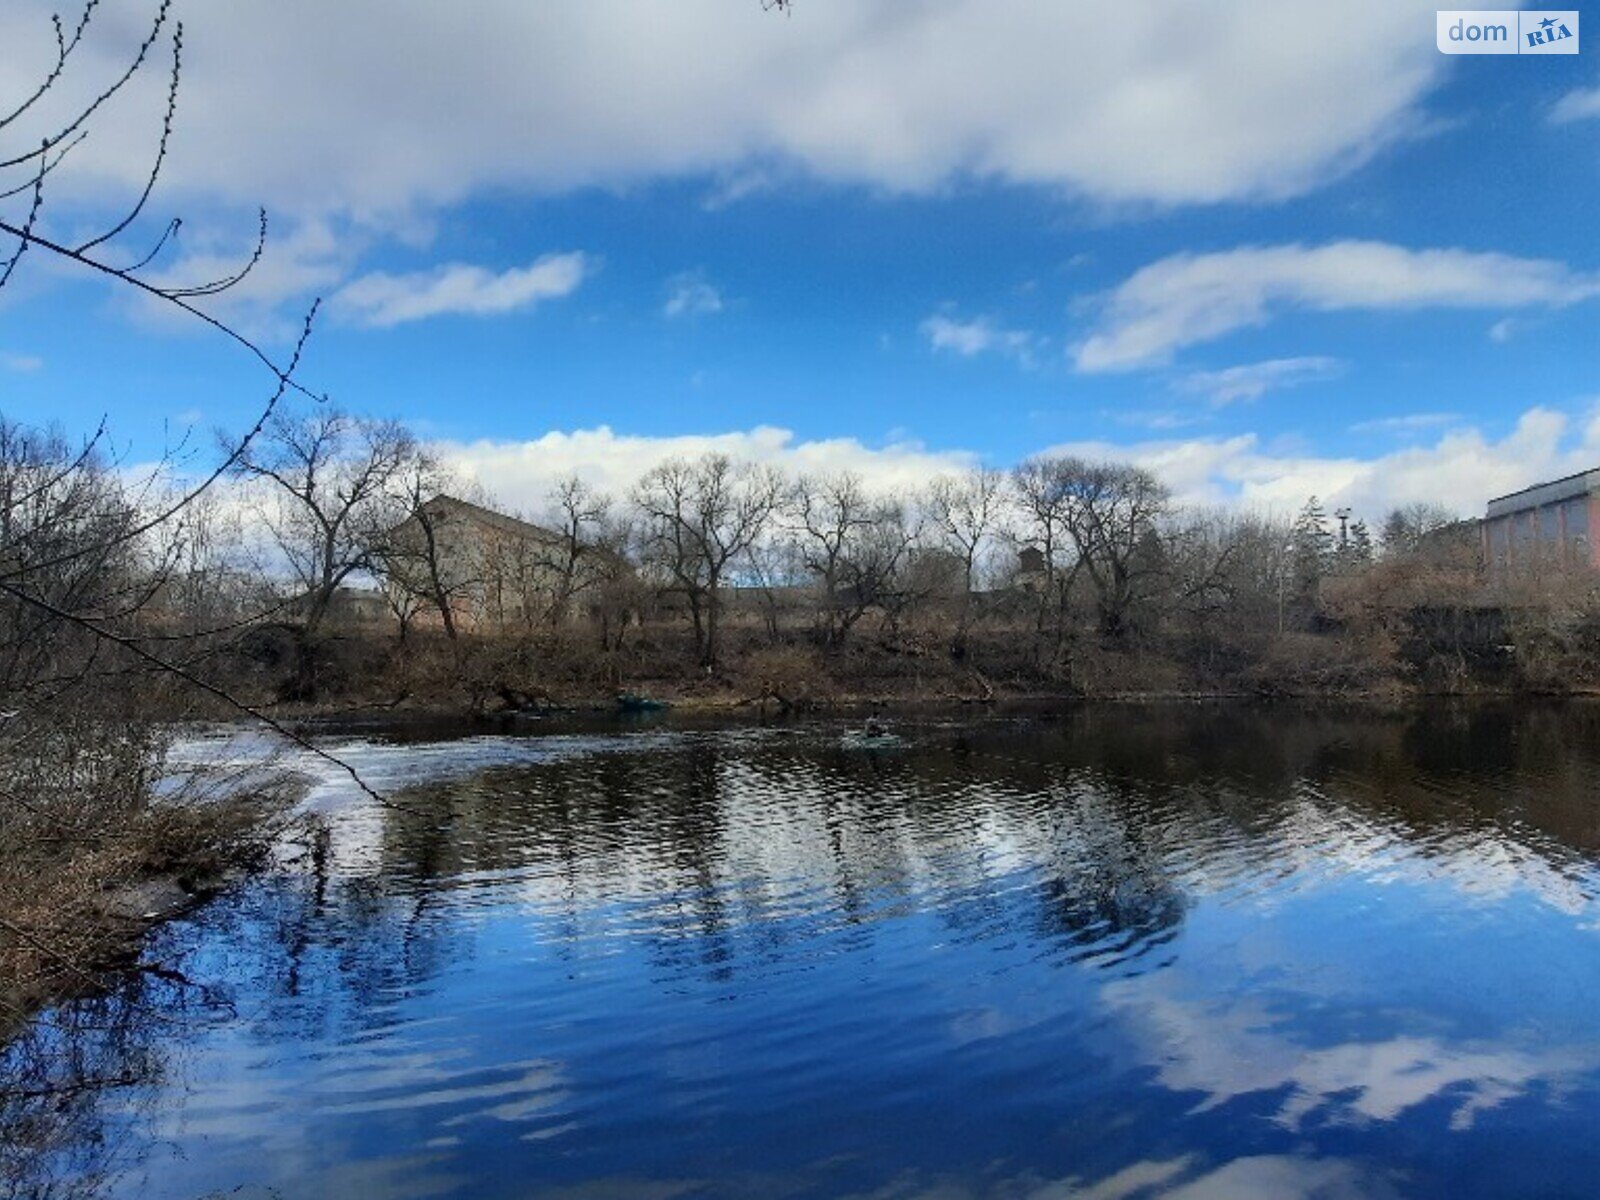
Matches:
[[0, 715, 292, 1035]]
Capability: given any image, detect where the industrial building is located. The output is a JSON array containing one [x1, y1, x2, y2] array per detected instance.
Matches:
[[1481, 467, 1600, 571]]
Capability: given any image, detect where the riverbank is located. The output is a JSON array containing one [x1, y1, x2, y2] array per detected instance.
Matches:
[[0, 774, 290, 1045], [270, 676, 1600, 728], [213, 608, 1600, 725]]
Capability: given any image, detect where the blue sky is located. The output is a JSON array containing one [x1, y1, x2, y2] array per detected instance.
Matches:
[[2, 1, 1600, 517]]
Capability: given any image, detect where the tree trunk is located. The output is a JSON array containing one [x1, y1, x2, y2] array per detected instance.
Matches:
[[703, 584, 721, 667]]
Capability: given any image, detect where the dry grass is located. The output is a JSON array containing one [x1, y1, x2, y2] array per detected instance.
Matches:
[[0, 715, 290, 1032]]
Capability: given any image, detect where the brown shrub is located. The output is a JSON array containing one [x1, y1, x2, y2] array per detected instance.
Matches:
[[0, 716, 291, 1030]]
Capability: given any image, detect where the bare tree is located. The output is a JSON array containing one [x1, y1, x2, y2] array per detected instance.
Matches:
[[1159, 510, 1274, 638], [1011, 457, 1089, 669], [588, 510, 644, 656], [788, 474, 919, 650], [1045, 459, 1171, 640], [539, 475, 612, 627], [0, 2, 405, 773], [846, 500, 919, 641], [0, 419, 145, 703], [924, 467, 1004, 652], [150, 484, 258, 636], [634, 454, 782, 667], [789, 472, 866, 644], [745, 533, 806, 643], [0, 8, 442, 1040], [369, 453, 466, 641], [231, 408, 418, 694]]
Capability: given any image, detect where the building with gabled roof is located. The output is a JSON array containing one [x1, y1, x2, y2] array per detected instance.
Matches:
[[381, 494, 624, 630]]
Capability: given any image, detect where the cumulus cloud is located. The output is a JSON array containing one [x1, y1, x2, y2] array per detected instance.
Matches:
[[1077, 241, 1600, 371], [922, 314, 1035, 362], [1550, 86, 1600, 124], [331, 252, 589, 328], [0, 0, 1444, 221], [421, 402, 1600, 525], [432, 425, 978, 513], [1177, 356, 1344, 405], [1040, 404, 1600, 517], [663, 272, 724, 318]]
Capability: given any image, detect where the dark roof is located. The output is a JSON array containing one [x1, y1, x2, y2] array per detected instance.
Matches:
[[1485, 465, 1600, 508]]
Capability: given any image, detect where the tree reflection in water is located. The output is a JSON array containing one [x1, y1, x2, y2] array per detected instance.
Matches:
[[6, 701, 1600, 1199]]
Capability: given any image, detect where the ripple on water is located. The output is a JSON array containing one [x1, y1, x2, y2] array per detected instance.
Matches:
[[15, 704, 1600, 1199]]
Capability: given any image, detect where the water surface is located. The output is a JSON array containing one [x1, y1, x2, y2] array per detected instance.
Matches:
[[9, 703, 1600, 1199]]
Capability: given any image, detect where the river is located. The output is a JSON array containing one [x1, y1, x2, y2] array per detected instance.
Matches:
[[7, 702, 1600, 1199]]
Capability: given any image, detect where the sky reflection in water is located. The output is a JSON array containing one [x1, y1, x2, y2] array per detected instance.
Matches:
[[9, 703, 1600, 1199]]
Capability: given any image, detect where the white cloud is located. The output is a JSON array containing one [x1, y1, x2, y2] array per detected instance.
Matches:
[[1040, 404, 1600, 517], [663, 272, 724, 318], [0, 0, 1445, 222], [1069, 1156, 1398, 1200], [1550, 86, 1600, 124], [701, 169, 777, 211], [432, 424, 978, 511], [0, 352, 42, 373], [425, 402, 1600, 524], [1348, 412, 1459, 435], [1107, 971, 1597, 1138], [132, 216, 355, 341], [1488, 316, 1519, 343], [1077, 241, 1600, 371], [331, 252, 589, 328], [1177, 356, 1344, 405], [1109, 408, 1212, 432], [922, 314, 1035, 362]]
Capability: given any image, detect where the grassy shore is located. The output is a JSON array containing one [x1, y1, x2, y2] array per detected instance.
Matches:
[[0, 719, 291, 1042]]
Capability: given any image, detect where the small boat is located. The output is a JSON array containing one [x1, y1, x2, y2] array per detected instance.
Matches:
[[616, 693, 669, 713], [840, 719, 903, 750]]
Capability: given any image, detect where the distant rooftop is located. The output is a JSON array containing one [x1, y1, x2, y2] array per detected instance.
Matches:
[[1485, 466, 1600, 519], [420, 493, 561, 543]]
